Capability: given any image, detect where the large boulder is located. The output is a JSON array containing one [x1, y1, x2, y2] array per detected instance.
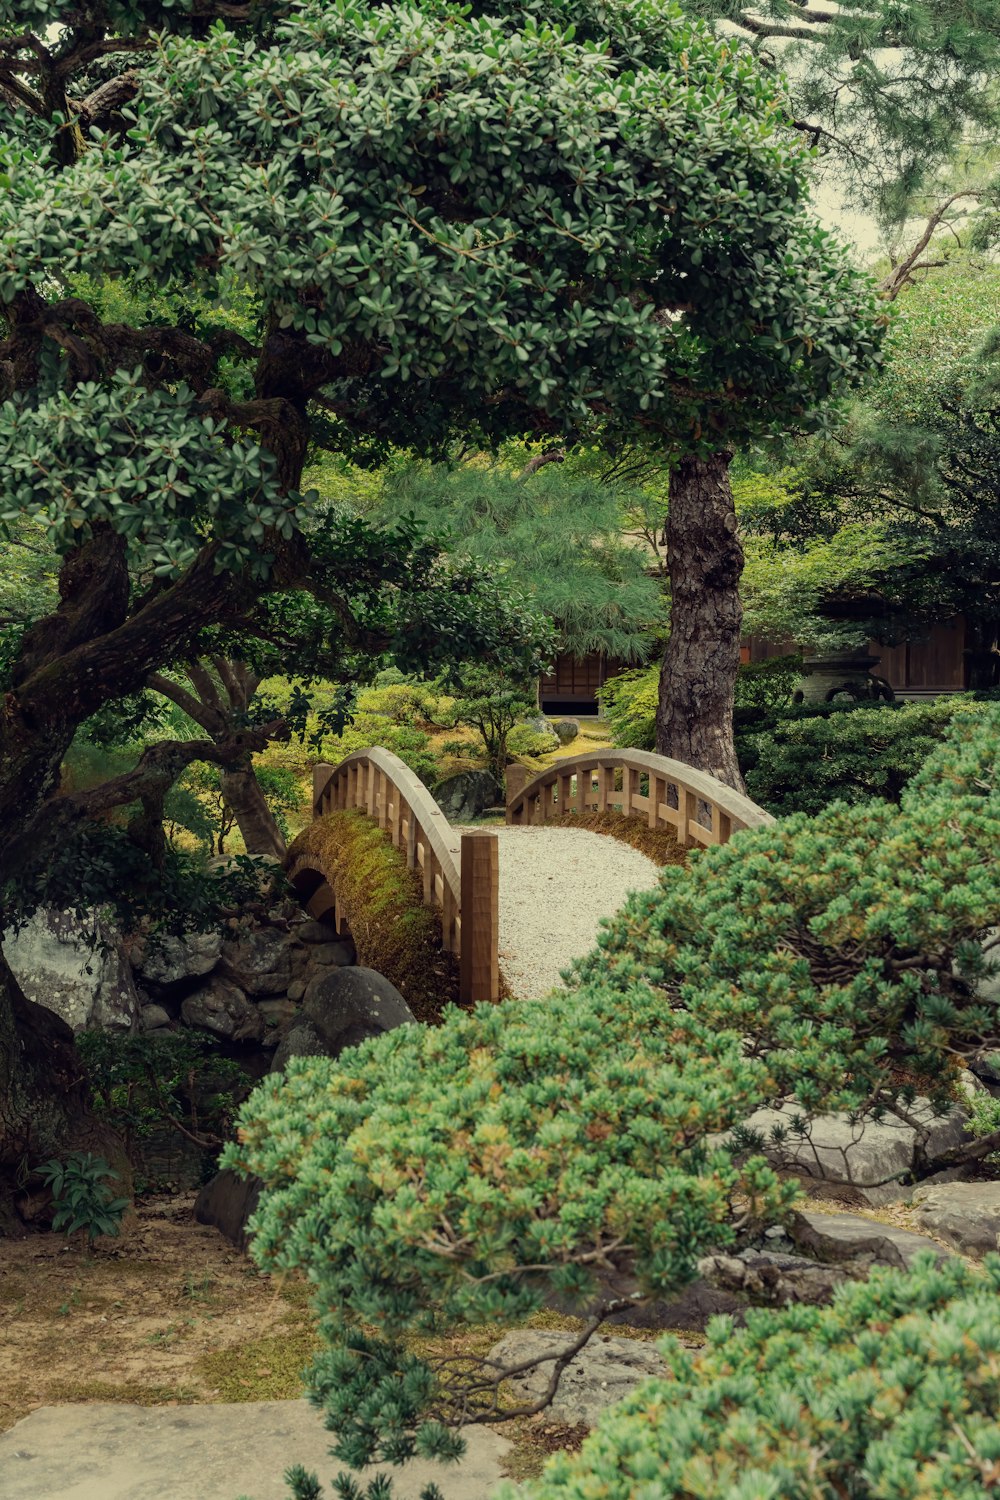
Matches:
[[742, 1098, 971, 1201], [552, 718, 580, 745], [434, 770, 503, 822], [181, 977, 265, 1043], [270, 1019, 330, 1074], [912, 1182, 1000, 1254], [3, 909, 140, 1032], [301, 967, 415, 1055], [194, 1167, 262, 1252], [789, 1209, 952, 1269], [218, 928, 292, 997], [486, 1331, 666, 1426], [133, 930, 221, 988]]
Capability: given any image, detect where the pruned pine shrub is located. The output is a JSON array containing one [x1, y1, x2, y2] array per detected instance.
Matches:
[[572, 703, 1000, 1119], [286, 811, 458, 1021], [740, 695, 993, 815], [229, 709, 1000, 1471], [227, 982, 794, 1468], [511, 1255, 1000, 1500]]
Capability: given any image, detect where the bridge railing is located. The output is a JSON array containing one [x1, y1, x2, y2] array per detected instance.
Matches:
[[505, 748, 774, 847], [304, 749, 500, 1004]]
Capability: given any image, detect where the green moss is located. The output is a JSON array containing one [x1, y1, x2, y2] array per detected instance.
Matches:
[[288, 809, 461, 1021], [195, 1326, 320, 1401]]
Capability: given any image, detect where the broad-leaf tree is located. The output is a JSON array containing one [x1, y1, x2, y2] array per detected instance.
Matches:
[[0, 0, 880, 1208]]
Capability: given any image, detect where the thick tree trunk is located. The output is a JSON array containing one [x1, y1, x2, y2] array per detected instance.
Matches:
[[0, 954, 129, 1231], [655, 452, 745, 791], [220, 765, 287, 859]]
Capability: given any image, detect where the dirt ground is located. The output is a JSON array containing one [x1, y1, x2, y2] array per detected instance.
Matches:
[[0, 1191, 659, 1482], [0, 1194, 319, 1435]]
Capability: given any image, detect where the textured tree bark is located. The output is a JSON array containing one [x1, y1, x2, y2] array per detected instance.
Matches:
[[655, 452, 746, 791], [220, 765, 287, 859]]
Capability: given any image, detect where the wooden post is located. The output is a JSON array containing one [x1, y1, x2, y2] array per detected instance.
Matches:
[[506, 764, 528, 824], [558, 772, 573, 820], [460, 831, 500, 1004], [313, 763, 334, 816], [649, 774, 663, 830], [679, 785, 698, 847]]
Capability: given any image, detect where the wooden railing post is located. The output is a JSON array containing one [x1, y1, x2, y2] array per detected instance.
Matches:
[[460, 831, 499, 1004], [313, 763, 334, 815], [506, 764, 528, 823]]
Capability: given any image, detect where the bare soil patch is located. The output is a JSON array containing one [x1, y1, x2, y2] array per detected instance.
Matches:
[[0, 1192, 317, 1434]]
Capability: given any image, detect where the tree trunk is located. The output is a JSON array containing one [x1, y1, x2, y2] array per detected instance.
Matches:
[[0, 954, 128, 1231], [655, 452, 745, 791], [220, 765, 287, 859]]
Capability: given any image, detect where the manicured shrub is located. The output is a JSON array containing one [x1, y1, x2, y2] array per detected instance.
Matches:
[[740, 696, 990, 815], [512, 1254, 1000, 1500], [231, 709, 1000, 1473], [574, 705, 1000, 1118], [286, 810, 458, 1021], [506, 723, 560, 759]]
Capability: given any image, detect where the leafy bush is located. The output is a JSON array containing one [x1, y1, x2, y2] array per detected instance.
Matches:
[[446, 669, 538, 782], [599, 657, 801, 754], [506, 723, 559, 759], [285, 810, 458, 1022], [322, 714, 439, 787], [597, 666, 657, 750], [38, 1153, 130, 1242], [78, 1029, 251, 1173], [739, 696, 989, 816], [230, 709, 1000, 1475], [513, 1255, 1000, 1500]]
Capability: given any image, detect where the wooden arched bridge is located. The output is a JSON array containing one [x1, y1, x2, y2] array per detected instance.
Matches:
[[289, 747, 774, 1005]]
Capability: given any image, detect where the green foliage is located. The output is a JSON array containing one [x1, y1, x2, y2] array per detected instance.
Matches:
[[446, 670, 538, 782], [380, 459, 661, 661], [574, 706, 1000, 1119], [739, 697, 992, 816], [37, 1153, 129, 1242], [230, 708, 1000, 1474], [513, 1255, 1000, 1500], [969, 1092, 1000, 1164], [285, 810, 458, 1022], [506, 724, 560, 759], [77, 1029, 250, 1166], [599, 658, 801, 751], [597, 666, 659, 751]]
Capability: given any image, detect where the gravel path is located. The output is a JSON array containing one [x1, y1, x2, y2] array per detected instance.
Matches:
[[460, 825, 661, 1000]]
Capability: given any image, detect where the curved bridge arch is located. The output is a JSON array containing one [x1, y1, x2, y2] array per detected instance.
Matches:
[[505, 748, 773, 846], [287, 748, 500, 1004]]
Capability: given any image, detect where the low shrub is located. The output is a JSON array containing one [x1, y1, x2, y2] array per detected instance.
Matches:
[[506, 723, 559, 759], [739, 696, 989, 815], [514, 1255, 1000, 1500], [230, 708, 1000, 1476], [285, 810, 459, 1022], [321, 714, 439, 788]]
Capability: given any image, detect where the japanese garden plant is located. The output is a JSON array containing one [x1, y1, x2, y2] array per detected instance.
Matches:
[[229, 707, 1000, 1473]]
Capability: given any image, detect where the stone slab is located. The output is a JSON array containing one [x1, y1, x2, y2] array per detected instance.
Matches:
[[743, 1100, 969, 1188], [789, 1209, 951, 1269], [486, 1330, 665, 1427], [0, 1401, 510, 1500], [912, 1181, 1000, 1254]]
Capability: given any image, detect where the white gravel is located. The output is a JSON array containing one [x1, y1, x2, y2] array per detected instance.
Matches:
[[460, 824, 661, 1000]]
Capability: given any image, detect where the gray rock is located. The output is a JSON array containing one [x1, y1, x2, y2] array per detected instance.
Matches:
[[194, 1167, 262, 1251], [912, 1182, 1000, 1254], [743, 1098, 970, 1189], [258, 998, 297, 1029], [486, 1331, 665, 1426], [789, 1209, 951, 1268], [697, 1250, 850, 1307], [3, 908, 141, 1032], [219, 928, 292, 997], [434, 770, 504, 822], [140, 1003, 172, 1032], [552, 719, 580, 745], [302, 967, 415, 1056], [181, 977, 265, 1042], [970, 1050, 1000, 1084], [297, 920, 342, 945], [270, 1020, 330, 1074], [287, 979, 306, 1003], [523, 715, 551, 736], [134, 930, 221, 987], [304, 941, 355, 968]]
